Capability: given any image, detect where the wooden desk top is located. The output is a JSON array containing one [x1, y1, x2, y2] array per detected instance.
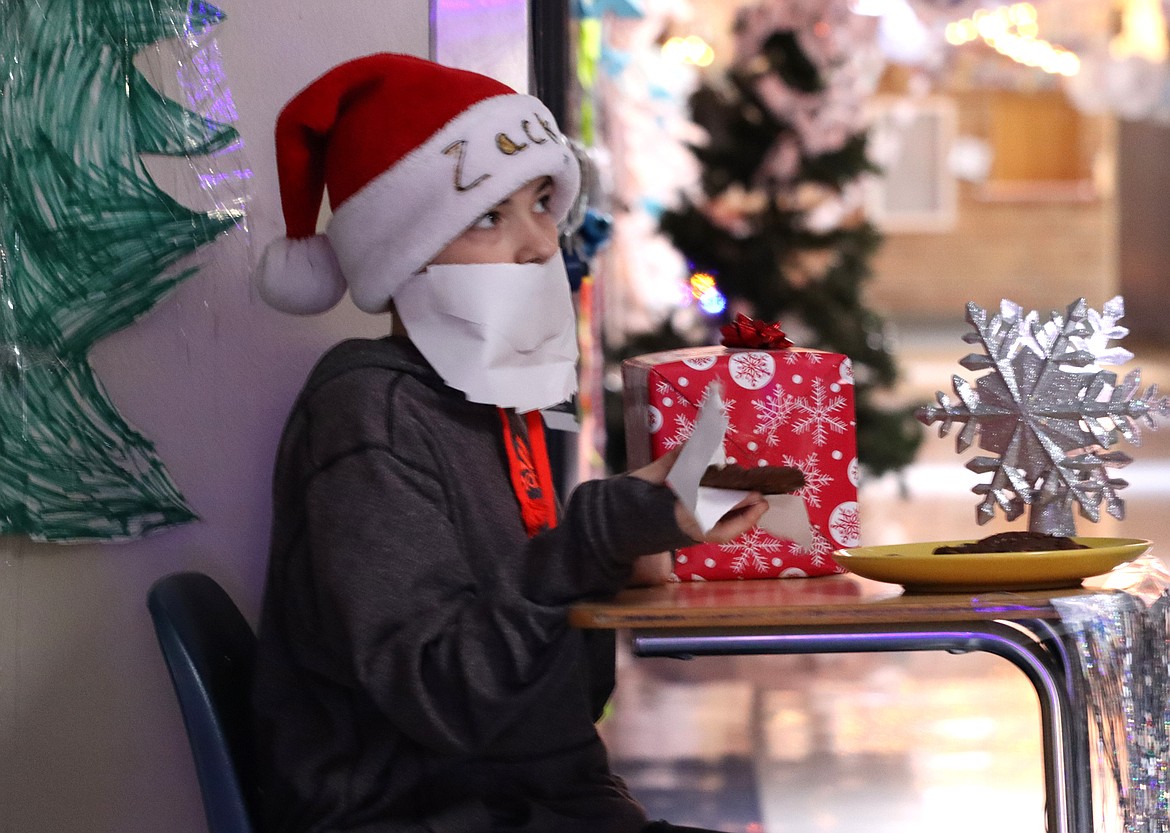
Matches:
[[569, 574, 1116, 630]]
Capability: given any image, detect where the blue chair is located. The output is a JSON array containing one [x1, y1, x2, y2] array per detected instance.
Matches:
[[148, 572, 260, 833]]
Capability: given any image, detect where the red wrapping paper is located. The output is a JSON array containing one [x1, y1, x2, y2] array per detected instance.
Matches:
[[623, 346, 859, 580]]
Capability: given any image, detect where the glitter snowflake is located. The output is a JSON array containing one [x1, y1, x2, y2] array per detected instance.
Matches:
[[792, 378, 849, 446], [917, 297, 1170, 535], [720, 527, 784, 575]]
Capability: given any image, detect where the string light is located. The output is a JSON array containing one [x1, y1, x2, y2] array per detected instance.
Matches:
[[689, 271, 727, 314], [661, 35, 716, 67], [944, 3, 1080, 76], [1110, 0, 1169, 62]]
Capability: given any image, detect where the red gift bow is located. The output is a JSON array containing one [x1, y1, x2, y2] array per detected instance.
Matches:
[[719, 314, 793, 349]]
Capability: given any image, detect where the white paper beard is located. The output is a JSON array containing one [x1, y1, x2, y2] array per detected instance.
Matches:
[[392, 257, 579, 413]]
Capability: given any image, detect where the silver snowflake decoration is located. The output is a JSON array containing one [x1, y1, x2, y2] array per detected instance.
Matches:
[[916, 297, 1170, 535]]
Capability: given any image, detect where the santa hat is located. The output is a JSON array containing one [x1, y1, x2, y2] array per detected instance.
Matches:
[[256, 53, 581, 314]]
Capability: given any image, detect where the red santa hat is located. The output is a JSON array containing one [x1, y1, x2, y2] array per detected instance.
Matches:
[[255, 53, 581, 314]]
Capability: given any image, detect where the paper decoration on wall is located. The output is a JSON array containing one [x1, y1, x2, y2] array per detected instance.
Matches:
[[917, 297, 1170, 536], [0, 0, 246, 541]]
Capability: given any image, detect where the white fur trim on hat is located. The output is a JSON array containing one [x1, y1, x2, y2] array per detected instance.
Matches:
[[255, 235, 347, 315], [327, 93, 580, 314]]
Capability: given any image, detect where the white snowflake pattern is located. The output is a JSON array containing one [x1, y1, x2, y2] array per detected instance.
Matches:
[[655, 379, 674, 396], [781, 451, 831, 508], [788, 527, 832, 566], [659, 385, 738, 453], [829, 502, 861, 547], [781, 351, 824, 366], [719, 527, 784, 575], [729, 352, 775, 389], [839, 358, 855, 385], [792, 378, 849, 446], [721, 395, 740, 438], [683, 355, 718, 371], [695, 383, 741, 438], [647, 405, 663, 434], [661, 413, 695, 449], [753, 390, 799, 446]]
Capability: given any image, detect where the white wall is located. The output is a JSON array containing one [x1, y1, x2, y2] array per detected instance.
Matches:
[[0, 3, 430, 832]]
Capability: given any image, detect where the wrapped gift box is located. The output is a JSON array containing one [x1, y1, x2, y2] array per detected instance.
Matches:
[[623, 346, 859, 580]]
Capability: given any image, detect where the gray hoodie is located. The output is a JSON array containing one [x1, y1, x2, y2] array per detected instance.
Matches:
[[252, 337, 690, 833]]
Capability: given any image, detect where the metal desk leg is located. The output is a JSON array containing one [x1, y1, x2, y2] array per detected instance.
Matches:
[[631, 623, 1083, 833], [1020, 618, 1095, 833]]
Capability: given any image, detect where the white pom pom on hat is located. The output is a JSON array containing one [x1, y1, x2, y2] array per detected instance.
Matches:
[[255, 236, 346, 314], [255, 52, 581, 315]]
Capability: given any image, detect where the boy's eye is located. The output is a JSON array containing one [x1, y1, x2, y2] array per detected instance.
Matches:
[[534, 193, 552, 214], [471, 211, 501, 230]]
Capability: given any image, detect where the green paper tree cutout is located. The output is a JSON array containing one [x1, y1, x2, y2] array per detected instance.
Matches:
[[0, 0, 242, 541]]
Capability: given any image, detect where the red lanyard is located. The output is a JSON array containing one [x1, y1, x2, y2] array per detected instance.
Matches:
[[498, 408, 558, 536]]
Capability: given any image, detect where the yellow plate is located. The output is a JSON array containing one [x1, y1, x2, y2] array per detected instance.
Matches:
[[833, 537, 1152, 593]]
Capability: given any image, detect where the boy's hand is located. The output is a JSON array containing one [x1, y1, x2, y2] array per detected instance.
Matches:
[[675, 491, 767, 544], [629, 449, 769, 545], [627, 551, 674, 587], [627, 447, 681, 487]]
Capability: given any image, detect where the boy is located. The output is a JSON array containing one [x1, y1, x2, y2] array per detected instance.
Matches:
[[252, 53, 766, 833]]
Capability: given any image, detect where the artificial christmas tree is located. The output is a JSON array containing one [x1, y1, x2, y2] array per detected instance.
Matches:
[[643, 4, 921, 478]]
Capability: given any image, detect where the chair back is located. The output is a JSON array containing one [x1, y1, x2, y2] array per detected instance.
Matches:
[[148, 571, 260, 833]]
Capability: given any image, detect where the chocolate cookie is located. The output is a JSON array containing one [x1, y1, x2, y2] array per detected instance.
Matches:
[[700, 463, 805, 494], [932, 531, 1087, 554]]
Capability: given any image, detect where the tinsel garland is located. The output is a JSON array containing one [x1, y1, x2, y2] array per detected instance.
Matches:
[[1054, 580, 1170, 832]]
